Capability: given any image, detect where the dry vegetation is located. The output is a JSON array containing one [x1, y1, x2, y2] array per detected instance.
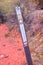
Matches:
[[0, 0, 19, 14], [0, 0, 39, 15]]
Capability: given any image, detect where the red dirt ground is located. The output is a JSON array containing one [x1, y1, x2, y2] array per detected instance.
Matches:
[[0, 24, 27, 65], [0, 24, 37, 65]]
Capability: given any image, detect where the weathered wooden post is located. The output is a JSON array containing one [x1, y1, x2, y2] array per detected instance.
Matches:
[[15, 6, 33, 65]]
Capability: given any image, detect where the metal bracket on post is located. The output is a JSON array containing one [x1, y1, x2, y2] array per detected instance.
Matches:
[[15, 6, 33, 65]]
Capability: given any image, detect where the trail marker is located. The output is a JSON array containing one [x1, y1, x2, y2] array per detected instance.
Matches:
[[15, 6, 33, 65]]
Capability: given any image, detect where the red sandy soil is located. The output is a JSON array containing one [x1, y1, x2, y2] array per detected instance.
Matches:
[[0, 24, 37, 65], [0, 24, 27, 65]]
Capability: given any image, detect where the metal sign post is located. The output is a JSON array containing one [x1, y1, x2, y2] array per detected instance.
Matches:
[[15, 6, 33, 65]]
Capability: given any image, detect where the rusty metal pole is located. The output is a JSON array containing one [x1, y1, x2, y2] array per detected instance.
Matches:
[[15, 6, 33, 65]]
